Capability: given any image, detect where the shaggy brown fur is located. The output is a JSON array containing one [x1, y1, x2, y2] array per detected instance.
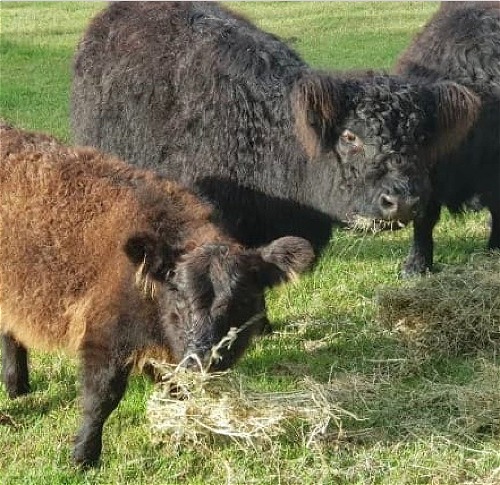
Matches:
[[0, 124, 314, 466], [0, 126, 221, 354]]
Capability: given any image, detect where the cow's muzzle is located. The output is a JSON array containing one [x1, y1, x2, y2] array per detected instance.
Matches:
[[378, 194, 420, 223]]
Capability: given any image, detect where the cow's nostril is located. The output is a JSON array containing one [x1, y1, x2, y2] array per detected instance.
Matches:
[[379, 194, 399, 214]]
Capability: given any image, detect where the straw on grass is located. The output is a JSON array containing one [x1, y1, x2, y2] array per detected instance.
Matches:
[[377, 253, 500, 357], [147, 364, 360, 450]]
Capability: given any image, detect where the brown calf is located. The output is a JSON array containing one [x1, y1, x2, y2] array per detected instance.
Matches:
[[0, 124, 314, 466]]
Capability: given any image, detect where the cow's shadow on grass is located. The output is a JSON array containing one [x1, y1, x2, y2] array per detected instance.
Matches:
[[195, 177, 336, 255]]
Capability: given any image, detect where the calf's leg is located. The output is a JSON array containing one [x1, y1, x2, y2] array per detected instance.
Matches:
[[73, 345, 131, 467], [1, 333, 30, 398], [403, 201, 441, 276]]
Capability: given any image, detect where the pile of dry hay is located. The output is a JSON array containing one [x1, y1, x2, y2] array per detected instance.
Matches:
[[148, 363, 356, 446], [147, 320, 359, 449], [377, 253, 500, 357], [147, 362, 359, 450]]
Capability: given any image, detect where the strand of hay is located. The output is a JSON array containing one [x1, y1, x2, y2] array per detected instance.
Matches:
[[377, 253, 500, 357]]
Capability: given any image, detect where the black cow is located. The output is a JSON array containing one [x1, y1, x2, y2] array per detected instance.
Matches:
[[71, 2, 479, 256], [395, 1, 500, 274]]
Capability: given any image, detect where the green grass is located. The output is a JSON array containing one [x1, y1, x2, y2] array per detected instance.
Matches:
[[1, 2, 499, 484], [0, 2, 103, 140]]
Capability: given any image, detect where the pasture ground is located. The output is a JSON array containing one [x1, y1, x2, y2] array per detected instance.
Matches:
[[1, 3, 499, 484]]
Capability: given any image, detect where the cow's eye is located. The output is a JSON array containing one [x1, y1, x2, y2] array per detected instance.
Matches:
[[341, 130, 358, 144], [339, 130, 363, 156]]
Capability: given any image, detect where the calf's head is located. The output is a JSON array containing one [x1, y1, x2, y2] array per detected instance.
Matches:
[[293, 73, 481, 227], [124, 234, 314, 371]]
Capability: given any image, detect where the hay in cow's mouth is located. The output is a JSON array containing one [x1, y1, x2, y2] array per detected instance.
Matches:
[[346, 215, 407, 233]]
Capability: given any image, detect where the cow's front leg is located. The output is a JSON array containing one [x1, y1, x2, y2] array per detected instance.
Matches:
[[73, 345, 131, 467], [402, 201, 441, 277], [488, 207, 500, 250], [1, 333, 30, 398]]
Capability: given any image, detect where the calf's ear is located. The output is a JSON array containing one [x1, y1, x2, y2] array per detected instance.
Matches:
[[292, 73, 347, 160], [123, 232, 175, 280], [258, 236, 315, 288], [429, 81, 481, 160]]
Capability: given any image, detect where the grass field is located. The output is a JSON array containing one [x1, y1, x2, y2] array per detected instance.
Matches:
[[1, 2, 499, 484]]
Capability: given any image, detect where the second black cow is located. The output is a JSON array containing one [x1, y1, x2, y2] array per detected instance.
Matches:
[[395, 1, 500, 274]]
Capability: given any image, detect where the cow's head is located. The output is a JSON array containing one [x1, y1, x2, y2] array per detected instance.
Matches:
[[124, 234, 314, 371], [292, 73, 481, 228]]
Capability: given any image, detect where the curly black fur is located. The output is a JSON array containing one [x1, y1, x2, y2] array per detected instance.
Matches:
[[396, 2, 500, 274], [71, 2, 479, 254]]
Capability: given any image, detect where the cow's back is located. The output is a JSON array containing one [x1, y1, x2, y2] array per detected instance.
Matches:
[[71, 2, 305, 181], [71, 2, 338, 250], [396, 2, 500, 96]]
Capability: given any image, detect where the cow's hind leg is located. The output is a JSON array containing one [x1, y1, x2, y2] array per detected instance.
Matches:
[[1, 333, 30, 398], [73, 344, 131, 467]]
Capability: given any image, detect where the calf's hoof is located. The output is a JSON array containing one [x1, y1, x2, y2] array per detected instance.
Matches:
[[3, 373, 30, 399]]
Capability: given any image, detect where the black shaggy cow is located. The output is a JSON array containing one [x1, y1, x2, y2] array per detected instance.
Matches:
[[71, 2, 479, 255], [395, 1, 500, 275]]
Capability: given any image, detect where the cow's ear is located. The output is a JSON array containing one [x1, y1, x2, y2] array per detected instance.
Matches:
[[428, 81, 481, 160], [292, 73, 347, 160], [124, 232, 175, 280], [257, 236, 315, 288]]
